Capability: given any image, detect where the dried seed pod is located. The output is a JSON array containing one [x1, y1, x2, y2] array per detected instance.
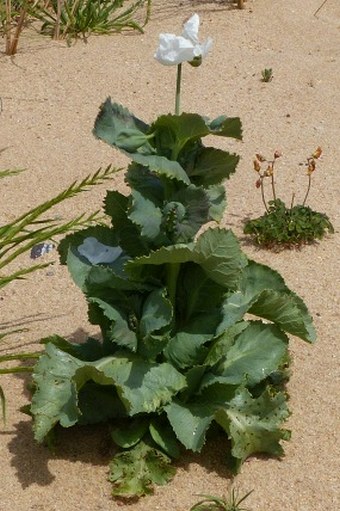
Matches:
[[307, 159, 316, 175], [253, 159, 261, 172], [255, 153, 266, 162], [312, 146, 322, 159], [265, 163, 274, 176]]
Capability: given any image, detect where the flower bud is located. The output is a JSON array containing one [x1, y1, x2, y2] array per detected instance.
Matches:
[[274, 150, 282, 159], [189, 55, 202, 67], [255, 178, 262, 188]]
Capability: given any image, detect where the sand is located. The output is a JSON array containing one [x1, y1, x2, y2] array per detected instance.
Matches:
[[0, 1, 339, 509]]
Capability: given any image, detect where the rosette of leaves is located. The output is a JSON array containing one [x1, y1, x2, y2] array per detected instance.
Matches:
[[244, 198, 334, 249], [28, 100, 316, 499]]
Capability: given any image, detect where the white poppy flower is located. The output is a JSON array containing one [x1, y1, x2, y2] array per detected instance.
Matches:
[[78, 237, 122, 265], [154, 13, 213, 66]]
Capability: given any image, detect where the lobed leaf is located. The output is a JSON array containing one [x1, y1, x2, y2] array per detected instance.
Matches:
[[215, 387, 291, 468], [109, 440, 175, 498]]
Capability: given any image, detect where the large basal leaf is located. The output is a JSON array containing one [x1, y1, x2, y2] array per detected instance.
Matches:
[[31, 344, 115, 442], [93, 98, 153, 154], [215, 387, 291, 467], [111, 417, 149, 449], [139, 288, 173, 337], [31, 344, 187, 441], [149, 417, 181, 458], [188, 147, 240, 187], [165, 400, 215, 452], [77, 382, 127, 425], [202, 321, 288, 388], [109, 440, 175, 498], [98, 353, 187, 415], [194, 228, 247, 289]]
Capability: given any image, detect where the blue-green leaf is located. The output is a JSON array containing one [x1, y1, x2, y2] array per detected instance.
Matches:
[[203, 322, 288, 387], [93, 98, 153, 154], [187, 147, 239, 186], [99, 354, 187, 415], [140, 288, 173, 337], [194, 228, 247, 289], [128, 190, 163, 242], [130, 153, 190, 185], [215, 387, 290, 467], [165, 400, 215, 452], [149, 417, 181, 458], [111, 418, 149, 448], [206, 115, 242, 140], [89, 297, 138, 352]]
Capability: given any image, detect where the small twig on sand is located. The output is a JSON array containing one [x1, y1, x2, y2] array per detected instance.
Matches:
[[314, 0, 329, 17]]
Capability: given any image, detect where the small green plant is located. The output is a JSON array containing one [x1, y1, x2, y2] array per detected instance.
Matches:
[[33, 0, 152, 41], [244, 148, 334, 249], [261, 68, 273, 82], [191, 489, 253, 511]]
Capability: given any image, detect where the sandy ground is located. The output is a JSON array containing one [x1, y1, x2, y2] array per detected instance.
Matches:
[[0, 0, 339, 510]]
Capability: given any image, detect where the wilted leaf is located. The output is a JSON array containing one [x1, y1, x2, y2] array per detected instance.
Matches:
[[109, 440, 175, 497]]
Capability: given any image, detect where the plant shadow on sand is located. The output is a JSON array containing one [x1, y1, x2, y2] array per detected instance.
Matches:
[[7, 420, 239, 492]]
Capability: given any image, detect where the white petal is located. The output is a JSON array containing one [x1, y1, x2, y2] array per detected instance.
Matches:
[[154, 33, 195, 65], [200, 37, 213, 57], [182, 13, 200, 44], [78, 237, 122, 265]]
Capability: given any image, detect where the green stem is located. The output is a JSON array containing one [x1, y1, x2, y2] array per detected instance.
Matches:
[[175, 63, 182, 115], [271, 174, 277, 200], [302, 174, 312, 206], [260, 177, 269, 213], [166, 263, 180, 331]]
